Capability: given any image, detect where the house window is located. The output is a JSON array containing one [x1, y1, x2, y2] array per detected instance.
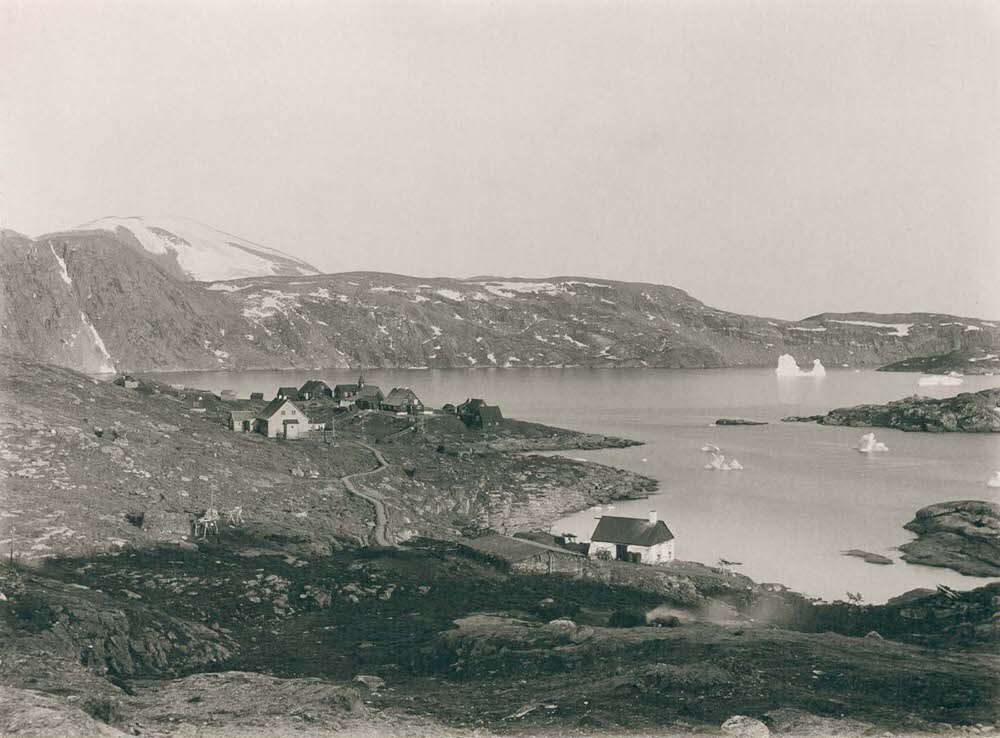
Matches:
[[281, 410, 285, 415]]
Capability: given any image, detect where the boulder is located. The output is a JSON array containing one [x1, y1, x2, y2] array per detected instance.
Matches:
[[353, 675, 385, 691], [722, 715, 770, 738]]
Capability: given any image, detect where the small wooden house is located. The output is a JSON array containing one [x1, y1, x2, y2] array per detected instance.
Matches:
[[114, 374, 140, 390], [381, 387, 424, 414], [298, 379, 333, 400], [276, 386, 299, 400], [255, 398, 306, 438], [228, 410, 257, 432], [458, 398, 503, 428], [250, 392, 264, 400], [588, 512, 675, 565]]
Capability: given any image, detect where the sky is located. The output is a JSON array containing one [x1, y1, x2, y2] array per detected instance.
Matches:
[[3, 0, 998, 320]]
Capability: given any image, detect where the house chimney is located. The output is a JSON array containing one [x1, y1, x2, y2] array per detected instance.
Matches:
[[649, 510, 658, 524]]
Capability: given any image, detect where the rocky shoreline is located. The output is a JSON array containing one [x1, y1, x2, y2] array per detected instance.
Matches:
[[900, 500, 1000, 576], [783, 388, 1000, 432]]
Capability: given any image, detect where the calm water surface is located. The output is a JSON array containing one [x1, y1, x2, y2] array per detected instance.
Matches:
[[154, 367, 1000, 603]]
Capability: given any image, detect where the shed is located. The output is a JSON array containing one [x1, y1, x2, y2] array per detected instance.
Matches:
[[228, 410, 257, 432], [276, 386, 299, 400], [588, 512, 675, 565], [250, 392, 264, 400], [463, 534, 583, 573]]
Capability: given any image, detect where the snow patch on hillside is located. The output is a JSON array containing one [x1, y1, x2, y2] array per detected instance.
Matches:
[[79, 311, 115, 373], [242, 290, 301, 321], [49, 244, 72, 286], [75, 215, 319, 281], [828, 320, 912, 336]]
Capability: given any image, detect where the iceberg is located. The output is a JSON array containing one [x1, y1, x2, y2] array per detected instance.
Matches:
[[700, 443, 721, 453], [728, 460, 744, 470], [857, 432, 889, 453], [776, 354, 826, 378], [917, 374, 964, 387], [987, 471, 1000, 489]]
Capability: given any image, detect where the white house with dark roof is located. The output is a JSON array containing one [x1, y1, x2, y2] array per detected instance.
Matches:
[[588, 511, 675, 565], [255, 397, 306, 438]]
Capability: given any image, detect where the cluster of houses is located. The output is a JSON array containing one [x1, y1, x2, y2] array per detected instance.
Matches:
[[226, 372, 505, 439]]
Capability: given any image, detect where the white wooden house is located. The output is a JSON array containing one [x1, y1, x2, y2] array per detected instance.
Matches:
[[588, 512, 675, 565], [255, 398, 306, 438]]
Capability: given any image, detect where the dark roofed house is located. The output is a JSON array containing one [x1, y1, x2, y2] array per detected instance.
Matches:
[[250, 392, 264, 400], [276, 386, 299, 400], [353, 385, 384, 410], [458, 398, 503, 428], [588, 512, 675, 565], [463, 534, 583, 573], [381, 387, 424, 414], [298, 379, 332, 400]]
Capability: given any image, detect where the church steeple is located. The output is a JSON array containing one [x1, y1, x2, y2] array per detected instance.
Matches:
[[357, 371, 365, 389]]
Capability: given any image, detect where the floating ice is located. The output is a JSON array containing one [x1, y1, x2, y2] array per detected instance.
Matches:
[[776, 354, 826, 378], [987, 471, 1000, 489], [701, 443, 721, 453], [917, 374, 964, 387], [728, 460, 743, 470], [857, 432, 889, 453]]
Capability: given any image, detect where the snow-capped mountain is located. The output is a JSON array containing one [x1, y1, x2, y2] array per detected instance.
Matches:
[[71, 215, 320, 282], [3, 220, 997, 374]]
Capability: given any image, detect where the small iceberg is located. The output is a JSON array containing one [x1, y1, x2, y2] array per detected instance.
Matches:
[[987, 471, 1000, 489], [857, 432, 889, 453], [776, 354, 826, 378], [701, 443, 721, 453], [918, 373, 964, 387], [704, 452, 743, 471]]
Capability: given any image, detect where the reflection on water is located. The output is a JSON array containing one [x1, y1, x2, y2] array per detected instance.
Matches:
[[153, 366, 1000, 602]]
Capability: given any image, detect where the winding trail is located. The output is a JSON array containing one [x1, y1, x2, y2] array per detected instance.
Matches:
[[341, 441, 396, 547]]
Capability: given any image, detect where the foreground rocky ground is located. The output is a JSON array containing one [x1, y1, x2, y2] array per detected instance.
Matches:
[[2, 354, 1000, 736], [783, 388, 1000, 432]]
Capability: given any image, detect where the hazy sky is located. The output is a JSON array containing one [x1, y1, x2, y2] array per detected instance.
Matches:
[[3, 0, 998, 319]]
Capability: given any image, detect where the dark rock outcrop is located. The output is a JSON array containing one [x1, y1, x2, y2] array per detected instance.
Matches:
[[715, 418, 768, 426], [900, 500, 1000, 576], [842, 549, 894, 565], [784, 389, 1000, 432], [879, 349, 1000, 376]]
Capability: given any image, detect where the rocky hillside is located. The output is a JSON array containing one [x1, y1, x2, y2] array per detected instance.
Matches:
[[3, 222, 998, 373], [900, 501, 1000, 576], [878, 349, 1000, 376], [784, 388, 1000, 432]]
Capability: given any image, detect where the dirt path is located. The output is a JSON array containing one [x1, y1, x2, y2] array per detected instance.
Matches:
[[341, 441, 396, 547]]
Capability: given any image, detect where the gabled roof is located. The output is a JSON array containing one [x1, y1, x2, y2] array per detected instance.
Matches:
[[256, 397, 299, 421], [590, 516, 674, 547], [229, 410, 257, 422], [478, 406, 503, 423], [459, 398, 487, 412], [383, 387, 420, 406], [334, 383, 359, 392], [463, 534, 583, 563], [299, 379, 331, 395], [355, 385, 383, 399], [276, 386, 298, 397]]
